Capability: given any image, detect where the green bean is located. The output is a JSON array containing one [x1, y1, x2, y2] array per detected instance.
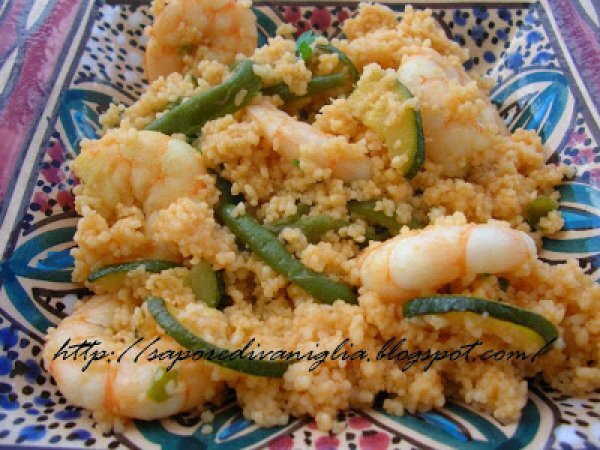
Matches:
[[217, 203, 357, 304], [525, 196, 559, 229], [408, 218, 427, 230], [265, 216, 348, 244], [214, 173, 245, 205], [146, 60, 262, 136], [263, 203, 310, 230], [262, 44, 358, 103], [146, 297, 290, 377], [349, 201, 427, 241], [165, 99, 182, 111], [292, 203, 311, 217], [295, 30, 318, 61], [348, 201, 401, 235], [364, 225, 391, 242], [315, 44, 359, 85], [262, 72, 347, 102], [146, 368, 178, 402]]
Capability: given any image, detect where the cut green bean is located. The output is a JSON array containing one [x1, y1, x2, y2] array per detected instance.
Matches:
[[349, 201, 426, 240], [265, 216, 348, 244], [262, 72, 347, 102], [214, 173, 245, 205], [146, 60, 262, 136], [364, 225, 391, 242], [147, 368, 178, 402], [525, 196, 559, 229], [315, 44, 359, 85], [263, 203, 310, 231], [348, 201, 401, 235], [146, 297, 290, 377], [293, 203, 311, 217], [262, 44, 358, 103], [217, 203, 357, 304], [295, 30, 318, 60]]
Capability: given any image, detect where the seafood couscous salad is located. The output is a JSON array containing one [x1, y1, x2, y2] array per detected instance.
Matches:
[[42, 0, 600, 433]]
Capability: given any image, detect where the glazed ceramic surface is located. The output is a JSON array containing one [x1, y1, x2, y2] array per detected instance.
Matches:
[[0, 1, 599, 448]]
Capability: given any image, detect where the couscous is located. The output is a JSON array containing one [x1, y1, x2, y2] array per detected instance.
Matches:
[[43, 0, 600, 433]]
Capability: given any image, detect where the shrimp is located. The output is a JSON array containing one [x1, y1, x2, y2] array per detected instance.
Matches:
[[145, 0, 258, 82], [73, 129, 209, 222], [43, 294, 223, 420], [247, 104, 372, 182], [396, 48, 507, 177], [359, 223, 536, 302]]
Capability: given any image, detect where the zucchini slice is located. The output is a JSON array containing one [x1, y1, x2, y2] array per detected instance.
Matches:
[[349, 77, 425, 179], [88, 260, 182, 290], [403, 295, 558, 352], [147, 296, 290, 378], [185, 262, 224, 308]]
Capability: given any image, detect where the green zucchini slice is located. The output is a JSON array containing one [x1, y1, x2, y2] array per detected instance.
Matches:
[[403, 295, 558, 351], [349, 77, 425, 179], [88, 260, 182, 290], [146, 296, 290, 378], [185, 262, 224, 308]]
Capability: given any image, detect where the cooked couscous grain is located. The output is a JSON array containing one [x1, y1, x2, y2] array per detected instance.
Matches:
[[43, 1, 599, 434]]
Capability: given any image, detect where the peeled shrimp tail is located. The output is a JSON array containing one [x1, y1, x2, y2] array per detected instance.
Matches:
[[43, 295, 223, 420], [359, 224, 537, 302]]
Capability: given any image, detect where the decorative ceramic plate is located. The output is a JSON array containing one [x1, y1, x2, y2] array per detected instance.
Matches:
[[0, 0, 599, 448]]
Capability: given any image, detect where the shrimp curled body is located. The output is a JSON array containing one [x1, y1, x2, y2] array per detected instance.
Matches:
[[397, 48, 507, 177], [43, 295, 223, 420], [359, 224, 537, 302], [247, 104, 372, 182], [73, 129, 208, 222], [145, 0, 258, 82]]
